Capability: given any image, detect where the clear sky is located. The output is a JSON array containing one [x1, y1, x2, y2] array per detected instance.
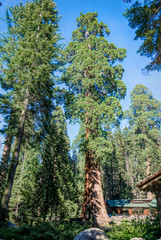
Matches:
[[0, 0, 160, 145]]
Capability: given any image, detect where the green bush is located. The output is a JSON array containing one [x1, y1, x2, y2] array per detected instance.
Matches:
[[0, 222, 90, 240], [106, 217, 160, 240], [0, 217, 160, 240]]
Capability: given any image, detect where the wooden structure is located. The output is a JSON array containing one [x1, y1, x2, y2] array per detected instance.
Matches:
[[137, 169, 161, 227], [106, 199, 156, 216]]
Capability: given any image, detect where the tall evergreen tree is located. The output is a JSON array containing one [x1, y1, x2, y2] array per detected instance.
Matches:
[[37, 106, 77, 221], [62, 12, 126, 224], [125, 84, 161, 198], [9, 141, 40, 225], [0, 0, 60, 209], [103, 129, 133, 200]]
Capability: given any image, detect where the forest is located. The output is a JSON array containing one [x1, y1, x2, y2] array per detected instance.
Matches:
[[0, 0, 161, 239]]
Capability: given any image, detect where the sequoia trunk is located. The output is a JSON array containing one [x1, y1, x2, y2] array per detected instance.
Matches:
[[1, 89, 29, 209], [81, 150, 110, 225]]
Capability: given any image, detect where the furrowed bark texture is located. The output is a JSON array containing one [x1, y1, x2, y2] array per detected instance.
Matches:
[[81, 150, 110, 225], [81, 125, 109, 224], [81, 93, 110, 224], [1, 89, 29, 209]]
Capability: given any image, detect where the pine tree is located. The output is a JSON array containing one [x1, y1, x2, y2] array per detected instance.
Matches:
[[0, 0, 60, 209], [62, 12, 126, 224]]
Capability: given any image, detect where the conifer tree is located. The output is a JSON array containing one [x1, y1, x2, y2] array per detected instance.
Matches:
[[62, 12, 126, 224], [125, 84, 161, 198], [102, 129, 133, 200], [0, 0, 60, 209], [9, 141, 40, 225], [38, 106, 77, 221], [124, 0, 161, 71]]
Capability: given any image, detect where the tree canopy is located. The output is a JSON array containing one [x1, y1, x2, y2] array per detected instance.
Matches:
[[124, 0, 161, 72]]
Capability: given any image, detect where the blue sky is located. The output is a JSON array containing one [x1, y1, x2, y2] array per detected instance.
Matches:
[[0, 0, 160, 145]]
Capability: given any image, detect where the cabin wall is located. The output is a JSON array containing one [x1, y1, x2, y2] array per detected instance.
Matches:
[[106, 206, 150, 216]]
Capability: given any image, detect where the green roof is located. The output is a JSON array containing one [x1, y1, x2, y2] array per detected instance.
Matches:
[[148, 199, 157, 208], [106, 200, 149, 208], [106, 200, 130, 207], [126, 204, 149, 208]]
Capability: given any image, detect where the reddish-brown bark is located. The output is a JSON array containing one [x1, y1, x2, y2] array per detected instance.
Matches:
[[81, 51, 109, 224], [81, 150, 110, 225]]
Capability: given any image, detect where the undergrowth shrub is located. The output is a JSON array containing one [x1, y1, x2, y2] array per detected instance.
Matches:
[[0, 222, 90, 240], [106, 216, 160, 240]]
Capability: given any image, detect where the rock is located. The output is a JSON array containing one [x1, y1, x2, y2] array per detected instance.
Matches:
[[73, 227, 109, 240], [130, 238, 144, 240]]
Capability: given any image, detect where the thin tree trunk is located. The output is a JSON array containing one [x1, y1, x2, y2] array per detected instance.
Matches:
[[125, 148, 129, 175], [146, 159, 153, 199], [154, 184, 161, 229], [0, 133, 12, 199], [0, 107, 17, 177], [15, 142, 28, 215], [1, 133, 12, 171], [1, 89, 29, 209]]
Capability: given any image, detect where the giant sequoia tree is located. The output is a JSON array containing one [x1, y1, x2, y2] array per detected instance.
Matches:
[[62, 12, 126, 224], [0, 0, 60, 209]]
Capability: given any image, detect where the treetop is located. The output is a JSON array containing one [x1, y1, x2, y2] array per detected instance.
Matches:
[[72, 12, 110, 42]]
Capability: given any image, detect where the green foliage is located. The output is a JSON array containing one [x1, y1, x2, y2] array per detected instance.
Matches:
[[102, 129, 133, 199], [0, 222, 90, 240], [106, 217, 160, 240], [9, 143, 40, 225], [0, 0, 61, 209], [62, 11, 126, 160], [124, 84, 161, 197], [0, 219, 160, 240], [61, 12, 127, 222], [124, 0, 161, 71], [71, 124, 86, 215], [0, 0, 60, 126], [36, 106, 78, 221]]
